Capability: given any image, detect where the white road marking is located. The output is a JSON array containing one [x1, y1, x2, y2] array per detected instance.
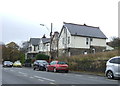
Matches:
[[10, 70, 14, 72], [75, 75, 82, 77], [38, 79, 44, 82], [64, 74, 68, 75], [23, 74, 28, 77], [34, 76, 55, 82], [49, 82, 55, 84], [29, 77, 34, 79], [18, 72, 27, 75]]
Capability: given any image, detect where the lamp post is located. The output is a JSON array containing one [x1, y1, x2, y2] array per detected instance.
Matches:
[[40, 23, 53, 59]]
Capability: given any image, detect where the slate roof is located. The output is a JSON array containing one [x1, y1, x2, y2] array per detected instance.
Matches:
[[41, 38, 50, 43], [30, 38, 40, 45], [29, 38, 50, 45], [63, 22, 107, 39]]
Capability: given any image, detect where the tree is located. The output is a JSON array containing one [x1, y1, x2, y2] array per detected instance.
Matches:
[[2, 42, 25, 62], [108, 37, 120, 49]]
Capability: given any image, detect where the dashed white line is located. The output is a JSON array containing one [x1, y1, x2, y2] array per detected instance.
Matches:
[[18, 72, 27, 75], [34, 76, 55, 82], [38, 79, 44, 82], [75, 75, 82, 77], [10, 70, 14, 72], [49, 82, 55, 84], [29, 77, 34, 79]]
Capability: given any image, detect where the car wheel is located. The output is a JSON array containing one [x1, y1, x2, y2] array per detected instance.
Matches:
[[53, 68, 57, 73], [65, 70, 69, 73], [106, 71, 114, 79], [33, 67, 36, 70], [46, 68, 49, 72]]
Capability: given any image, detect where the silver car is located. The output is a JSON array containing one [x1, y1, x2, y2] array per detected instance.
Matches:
[[105, 56, 120, 79]]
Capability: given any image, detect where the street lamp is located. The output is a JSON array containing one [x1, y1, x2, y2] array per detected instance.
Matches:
[[40, 23, 53, 59]]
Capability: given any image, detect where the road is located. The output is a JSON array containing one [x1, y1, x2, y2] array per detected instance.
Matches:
[[2, 67, 120, 86]]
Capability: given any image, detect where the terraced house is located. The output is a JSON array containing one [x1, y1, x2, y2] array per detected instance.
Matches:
[[58, 22, 107, 57]]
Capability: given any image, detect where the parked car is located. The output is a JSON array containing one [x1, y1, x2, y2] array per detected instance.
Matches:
[[24, 60, 32, 67], [3, 61, 13, 67], [33, 60, 49, 71], [46, 61, 69, 73], [13, 61, 22, 67], [105, 56, 120, 79]]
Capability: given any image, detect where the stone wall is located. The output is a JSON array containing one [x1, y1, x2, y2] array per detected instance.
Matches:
[[58, 46, 106, 57]]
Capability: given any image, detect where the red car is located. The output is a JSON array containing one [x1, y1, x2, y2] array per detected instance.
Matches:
[[46, 61, 69, 73]]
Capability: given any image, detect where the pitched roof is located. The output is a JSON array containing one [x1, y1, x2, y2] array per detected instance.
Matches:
[[63, 22, 107, 39], [41, 38, 50, 43], [30, 38, 40, 45]]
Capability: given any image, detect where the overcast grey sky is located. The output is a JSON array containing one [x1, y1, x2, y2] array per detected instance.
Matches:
[[0, 0, 119, 45]]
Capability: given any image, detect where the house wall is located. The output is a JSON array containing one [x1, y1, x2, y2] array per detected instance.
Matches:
[[71, 36, 90, 49], [59, 27, 71, 49], [91, 38, 106, 47]]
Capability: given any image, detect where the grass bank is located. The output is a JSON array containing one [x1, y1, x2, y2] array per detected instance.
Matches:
[[57, 50, 119, 74]]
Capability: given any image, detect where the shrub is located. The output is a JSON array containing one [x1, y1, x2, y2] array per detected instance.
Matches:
[[35, 54, 49, 60]]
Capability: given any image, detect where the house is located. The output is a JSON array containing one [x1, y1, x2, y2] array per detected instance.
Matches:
[[27, 38, 40, 59], [39, 37, 50, 56], [58, 22, 107, 57], [26, 35, 50, 59]]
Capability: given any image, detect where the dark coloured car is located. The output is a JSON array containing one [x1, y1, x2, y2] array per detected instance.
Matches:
[[24, 60, 32, 67], [33, 60, 49, 71], [3, 61, 13, 67], [46, 61, 69, 73]]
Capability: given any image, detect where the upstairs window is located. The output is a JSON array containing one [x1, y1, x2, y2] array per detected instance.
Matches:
[[64, 28, 66, 33], [62, 38, 64, 44], [68, 37, 70, 44], [90, 38, 93, 41], [86, 38, 89, 45]]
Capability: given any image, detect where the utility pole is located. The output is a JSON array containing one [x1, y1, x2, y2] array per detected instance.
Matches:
[[50, 23, 53, 59]]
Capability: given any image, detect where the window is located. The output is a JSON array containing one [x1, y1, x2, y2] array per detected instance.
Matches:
[[62, 38, 64, 44], [57, 61, 67, 64], [109, 58, 120, 64], [68, 37, 70, 44], [50, 61, 57, 65], [64, 28, 66, 33], [90, 38, 93, 41], [86, 38, 89, 45]]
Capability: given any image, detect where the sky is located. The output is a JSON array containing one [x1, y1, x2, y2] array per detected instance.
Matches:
[[0, 0, 119, 45]]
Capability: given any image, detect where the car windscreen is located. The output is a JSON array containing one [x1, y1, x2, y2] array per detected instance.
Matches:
[[57, 61, 67, 64], [4, 61, 11, 64], [37, 61, 48, 64]]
